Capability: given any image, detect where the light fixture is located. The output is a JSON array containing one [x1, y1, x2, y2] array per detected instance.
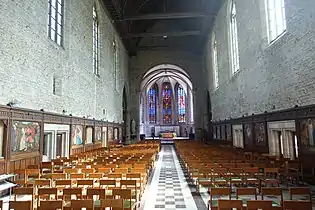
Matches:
[[163, 35, 168, 39]]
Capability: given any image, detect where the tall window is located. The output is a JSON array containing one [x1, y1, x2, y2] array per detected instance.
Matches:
[[48, 0, 64, 46], [265, 0, 286, 43], [148, 85, 157, 124], [113, 40, 118, 91], [93, 6, 99, 76], [177, 85, 186, 123], [212, 33, 219, 88], [230, 0, 240, 74], [162, 83, 172, 124]]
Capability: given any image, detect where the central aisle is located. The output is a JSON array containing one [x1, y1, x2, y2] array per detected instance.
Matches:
[[141, 145, 198, 210]]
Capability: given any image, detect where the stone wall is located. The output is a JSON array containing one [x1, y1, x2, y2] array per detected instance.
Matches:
[[204, 0, 315, 121], [0, 0, 129, 122]]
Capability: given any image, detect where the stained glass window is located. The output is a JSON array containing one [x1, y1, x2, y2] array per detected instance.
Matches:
[[148, 85, 157, 124], [177, 85, 186, 123], [162, 83, 172, 124]]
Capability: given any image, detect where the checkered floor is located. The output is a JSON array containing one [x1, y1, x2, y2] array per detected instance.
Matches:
[[141, 145, 198, 210]]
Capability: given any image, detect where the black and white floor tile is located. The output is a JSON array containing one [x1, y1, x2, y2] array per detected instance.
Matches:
[[141, 145, 198, 210]]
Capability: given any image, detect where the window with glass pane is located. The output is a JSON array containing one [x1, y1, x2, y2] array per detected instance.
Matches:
[[162, 83, 172, 124], [230, 0, 240, 74], [93, 6, 99, 76], [177, 85, 186, 123], [212, 33, 219, 88], [265, 0, 286, 43], [48, 0, 64, 46], [113, 40, 118, 91], [148, 85, 157, 124]]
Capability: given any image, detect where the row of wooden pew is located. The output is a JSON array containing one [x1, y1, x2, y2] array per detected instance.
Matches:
[[175, 141, 312, 210], [9, 141, 160, 210]]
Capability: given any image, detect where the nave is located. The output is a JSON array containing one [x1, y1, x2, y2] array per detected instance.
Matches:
[[2, 140, 315, 210]]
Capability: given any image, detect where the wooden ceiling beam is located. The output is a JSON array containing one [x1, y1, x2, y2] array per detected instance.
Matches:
[[125, 30, 202, 38], [115, 12, 214, 21]]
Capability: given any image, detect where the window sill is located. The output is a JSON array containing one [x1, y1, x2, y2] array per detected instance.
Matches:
[[267, 30, 287, 48], [231, 68, 241, 80]]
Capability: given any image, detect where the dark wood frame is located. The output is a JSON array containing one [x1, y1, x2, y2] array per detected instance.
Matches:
[[0, 105, 123, 174], [211, 104, 315, 184]]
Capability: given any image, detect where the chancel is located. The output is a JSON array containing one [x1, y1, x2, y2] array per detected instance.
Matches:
[[0, 0, 315, 209]]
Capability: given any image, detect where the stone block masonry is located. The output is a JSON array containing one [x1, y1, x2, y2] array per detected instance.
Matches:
[[204, 0, 315, 121], [0, 0, 129, 122]]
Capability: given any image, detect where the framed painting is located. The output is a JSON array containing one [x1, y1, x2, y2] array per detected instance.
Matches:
[[255, 122, 266, 146], [71, 125, 83, 145], [300, 119, 315, 152], [12, 121, 40, 154], [95, 126, 102, 142]]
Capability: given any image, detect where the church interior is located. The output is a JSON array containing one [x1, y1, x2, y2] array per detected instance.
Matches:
[[0, 0, 315, 209]]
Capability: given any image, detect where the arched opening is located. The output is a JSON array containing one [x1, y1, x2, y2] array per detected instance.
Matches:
[[139, 64, 194, 138]]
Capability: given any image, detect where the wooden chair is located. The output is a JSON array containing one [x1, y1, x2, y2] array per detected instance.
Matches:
[[14, 169, 26, 186], [99, 180, 117, 198], [38, 200, 63, 210], [243, 167, 261, 189], [261, 168, 280, 188], [69, 173, 85, 179], [89, 173, 103, 179], [247, 200, 273, 210], [100, 198, 124, 209], [34, 179, 52, 188], [261, 187, 283, 207], [209, 188, 231, 210], [52, 173, 67, 180], [236, 188, 257, 203], [86, 188, 106, 200], [41, 162, 53, 175], [229, 168, 245, 187], [289, 187, 311, 203], [218, 199, 242, 210], [14, 187, 34, 202], [37, 188, 58, 208], [63, 188, 82, 201], [9, 201, 32, 210], [113, 188, 136, 210], [0, 200, 2, 210], [121, 180, 139, 201], [67, 199, 94, 210], [283, 200, 312, 210]]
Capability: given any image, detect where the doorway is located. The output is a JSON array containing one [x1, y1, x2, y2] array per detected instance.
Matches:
[[56, 134, 63, 157]]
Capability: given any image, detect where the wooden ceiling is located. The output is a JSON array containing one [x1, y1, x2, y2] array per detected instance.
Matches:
[[103, 0, 222, 54]]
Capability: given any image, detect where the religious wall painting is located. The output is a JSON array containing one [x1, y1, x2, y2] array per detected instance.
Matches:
[[226, 124, 232, 141], [255, 122, 266, 146], [12, 121, 40, 154], [71, 125, 83, 145], [162, 83, 172, 124], [95, 126, 102, 142], [244, 123, 252, 146], [300, 119, 315, 152]]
